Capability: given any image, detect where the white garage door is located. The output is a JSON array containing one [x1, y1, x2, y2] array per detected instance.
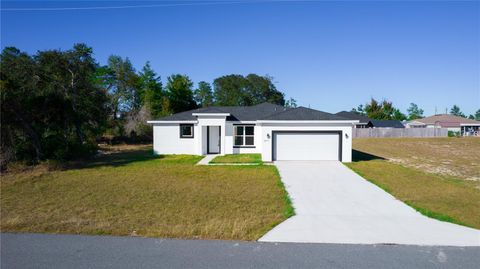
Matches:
[[273, 132, 340, 161]]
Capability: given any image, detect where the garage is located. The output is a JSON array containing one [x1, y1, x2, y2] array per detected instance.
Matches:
[[272, 131, 341, 161]]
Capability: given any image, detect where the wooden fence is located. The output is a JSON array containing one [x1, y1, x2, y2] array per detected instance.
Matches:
[[353, 128, 448, 138]]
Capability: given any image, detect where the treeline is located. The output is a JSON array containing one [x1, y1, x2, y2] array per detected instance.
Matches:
[[352, 98, 480, 121], [0, 44, 293, 167]]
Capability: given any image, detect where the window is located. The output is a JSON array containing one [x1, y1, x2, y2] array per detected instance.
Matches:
[[180, 124, 194, 138], [234, 125, 254, 146]]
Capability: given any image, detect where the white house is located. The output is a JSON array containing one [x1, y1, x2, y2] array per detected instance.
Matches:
[[416, 114, 480, 136], [147, 103, 358, 162]]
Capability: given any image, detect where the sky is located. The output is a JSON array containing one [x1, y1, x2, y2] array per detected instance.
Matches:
[[1, 0, 479, 116]]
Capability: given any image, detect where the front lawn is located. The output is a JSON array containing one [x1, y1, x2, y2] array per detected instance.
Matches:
[[347, 138, 480, 229], [1, 146, 292, 240], [210, 154, 262, 164]]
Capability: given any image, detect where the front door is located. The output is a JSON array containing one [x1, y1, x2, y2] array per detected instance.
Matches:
[[208, 126, 220, 154]]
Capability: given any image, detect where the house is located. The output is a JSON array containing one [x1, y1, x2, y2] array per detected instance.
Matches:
[[335, 111, 370, 128], [403, 120, 427, 128], [147, 103, 358, 162], [366, 120, 405, 128], [416, 114, 480, 136]]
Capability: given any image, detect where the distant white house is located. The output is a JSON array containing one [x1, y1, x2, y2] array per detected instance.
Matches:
[[147, 103, 358, 162], [403, 120, 427, 128], [415, 114, 480, 136]]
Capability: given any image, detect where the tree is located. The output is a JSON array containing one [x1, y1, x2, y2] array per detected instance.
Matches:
[[139, 62, 164, 118], [285, 97, 297, 108], [213, 74, 285, 106], [244, 74, 285, 105], [194, 81, 214, 107], [364, 98, 396, 120], [351, 104, 366, 116], [475, 109, 480, 120], [0, 44, 108, 165], [468, 115, 475, 120], [100, 55, 140, 120], [450, 105, 466, 118], [213, 74, 248, 106], [406, 103, 424, 120], [393, 109, 407, 121], [165, 74, 196, 113]]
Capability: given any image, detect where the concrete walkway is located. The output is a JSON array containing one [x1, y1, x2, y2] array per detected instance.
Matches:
[[196, 154, 219, 165], [259, 161, 480, 246]]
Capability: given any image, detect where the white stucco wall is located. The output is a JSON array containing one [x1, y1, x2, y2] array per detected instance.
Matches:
[[152, 120, 353, 161], [225, 123, 262, 154], [152, 124, 197, 155], [259, 123, 353, 162]]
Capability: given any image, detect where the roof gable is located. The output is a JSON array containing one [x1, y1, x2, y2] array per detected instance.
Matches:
[[416, 114, 480, 127], [151, 103, 352, 122], [335, 111, 371, 123], [368, 120, 405, 128], [261, 107, 348, 121]]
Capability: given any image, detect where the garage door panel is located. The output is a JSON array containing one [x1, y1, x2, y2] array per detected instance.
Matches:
[[274, 132, 340, 161]]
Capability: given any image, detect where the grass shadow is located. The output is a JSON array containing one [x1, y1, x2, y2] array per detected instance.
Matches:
[[351, 149, 385, 162], [70, 148, 164, 170]]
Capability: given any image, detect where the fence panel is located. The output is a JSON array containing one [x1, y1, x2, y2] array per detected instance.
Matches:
[[353, 128, 448, 138]]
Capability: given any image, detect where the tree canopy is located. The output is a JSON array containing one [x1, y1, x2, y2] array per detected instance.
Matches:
[[213, 74, 285, 106], [1, 44, 108, 166], [450, 105, 466, 118], [406, 103, 424, 120]]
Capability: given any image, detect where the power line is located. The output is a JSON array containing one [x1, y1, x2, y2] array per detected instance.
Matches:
[[1, 0, 283, 11]]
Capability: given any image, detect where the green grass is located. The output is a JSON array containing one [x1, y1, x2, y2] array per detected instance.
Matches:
[[1, 145, 293, 240], [346, 156, 480, 229], [210, 154, 263, 164]]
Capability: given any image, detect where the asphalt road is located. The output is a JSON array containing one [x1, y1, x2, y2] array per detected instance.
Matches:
[[2, 233, 479, 269]]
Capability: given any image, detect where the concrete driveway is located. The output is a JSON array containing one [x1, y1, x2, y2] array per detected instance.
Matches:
[[259, 161, 480, 246]]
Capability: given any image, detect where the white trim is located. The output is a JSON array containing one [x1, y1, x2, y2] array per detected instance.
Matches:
[[257, 120, 359, 124], [192, 113, 230, 116], [228, 121, 257, 124], [460, 123, 480, 126], [147, 120, 197, 124]]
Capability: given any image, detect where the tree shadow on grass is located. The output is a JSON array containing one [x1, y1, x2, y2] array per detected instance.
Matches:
[[70, 148, 164, 170], [351, 150, 385, 162]]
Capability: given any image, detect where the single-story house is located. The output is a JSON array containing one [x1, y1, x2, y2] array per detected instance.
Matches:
[[335, 111, 370, 128], [147, 103, 358, 162], [403, 120, 427, 128], [416, 114, 480, 136], [367, 120, 405, 128]]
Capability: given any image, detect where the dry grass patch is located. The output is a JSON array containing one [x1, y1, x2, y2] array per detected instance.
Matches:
[[349, 137, 480, 228], [353, 137, 480, 182], [210, 154, 262, 164], [1, 147, 292, 240]]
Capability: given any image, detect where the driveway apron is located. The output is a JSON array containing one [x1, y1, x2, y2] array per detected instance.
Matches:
[[259, 161, 480, 246]]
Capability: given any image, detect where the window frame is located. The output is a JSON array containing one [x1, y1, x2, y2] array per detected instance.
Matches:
[[233, 124, 255, 148], [179, 124, 194, 138]]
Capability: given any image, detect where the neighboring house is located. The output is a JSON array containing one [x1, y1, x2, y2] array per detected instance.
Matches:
[[335, 111, 370, 128], [416, 114, 480, 136], [367, 120, 405, 128], [147, 103, 358, 162], [403, 120, 427, 128]]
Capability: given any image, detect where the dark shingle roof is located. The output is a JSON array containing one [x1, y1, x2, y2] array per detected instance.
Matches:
[[153, 103, 352, 122], [368, 120, 405, 128], [155, 103, 288, 121], [335, 111, 370, 123], [261, 107, 348, 121]]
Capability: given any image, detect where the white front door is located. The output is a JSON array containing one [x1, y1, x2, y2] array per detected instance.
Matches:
[[273, 132, 340, 161], [208, 126, 220, 154]]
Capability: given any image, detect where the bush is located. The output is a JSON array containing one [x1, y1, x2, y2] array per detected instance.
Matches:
[[448, 131, 461, 137]]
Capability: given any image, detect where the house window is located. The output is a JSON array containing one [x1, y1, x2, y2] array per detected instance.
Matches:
[[234, 125, 254, 146], [180, 124, 194, 138]]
